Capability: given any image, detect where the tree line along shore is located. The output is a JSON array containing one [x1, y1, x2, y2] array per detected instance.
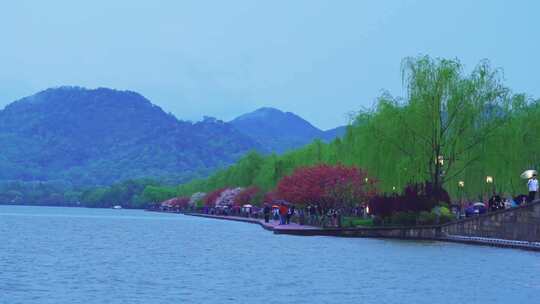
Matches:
[[3, 56, 539, 224], [145, 56, 540, 226]]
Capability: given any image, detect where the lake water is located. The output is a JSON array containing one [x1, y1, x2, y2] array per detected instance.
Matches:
[[1, 205, 539, 304]]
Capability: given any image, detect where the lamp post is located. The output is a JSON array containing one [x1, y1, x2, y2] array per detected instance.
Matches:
[[435, 156, 445, 190], [437, 155, 444, 166], [436, 156, 445, 176], [486, 176, 494, 199], [458, 180, 465, 206], [458, 180, 464, 196], [457, 180, 465, 218]]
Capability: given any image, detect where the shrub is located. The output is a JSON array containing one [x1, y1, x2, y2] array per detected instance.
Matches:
[[369, 195, 398, 218], [438, 206, 455, 224], [342, 217, 374, 227], [195, 199, 205, 208], [390, 212, 417, 226], [417, 211, 437, 225], [368, 182, 451, 219]]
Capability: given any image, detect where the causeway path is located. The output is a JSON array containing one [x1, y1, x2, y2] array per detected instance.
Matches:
[[181, 212, 540, 251], [182, 212, 322, 233]]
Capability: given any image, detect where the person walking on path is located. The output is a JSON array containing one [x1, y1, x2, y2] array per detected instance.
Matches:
[[279, 203, 288, 225], [263, 204, 271, 223], [286, 205, 295, 224], [299, 208, 305, 225], [308, 205, 316, 225], [528, 174, 538, 203], [306, 205, 312, 225]]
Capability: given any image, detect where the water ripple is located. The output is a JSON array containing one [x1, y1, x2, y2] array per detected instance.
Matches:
[[1, 205, 539, 304]]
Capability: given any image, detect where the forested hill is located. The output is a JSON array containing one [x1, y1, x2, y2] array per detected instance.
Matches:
[[0, 87, 347, 189], [230, 107, 346, 153], [0, 87, 263, 186]]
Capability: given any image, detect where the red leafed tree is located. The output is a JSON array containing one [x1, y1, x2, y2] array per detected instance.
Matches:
[[174, 197, 190, 209], [233, 186, 260, 206], [204, 188, 227, 207], [263, 191, 280, 204], [277, 164, 375, 211]]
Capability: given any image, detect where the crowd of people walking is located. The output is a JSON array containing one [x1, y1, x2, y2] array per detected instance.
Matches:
[[459, 173, 539, 217], [260, 202, 343, 228], [174, 170, 540, 227]]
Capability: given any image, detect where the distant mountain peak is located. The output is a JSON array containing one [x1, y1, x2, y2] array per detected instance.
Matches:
[[0, 86, 262, 186], [233, 107, 286, 121], [255, 107, 285, 114], [7, 86, 154, 112], [22, 86, 147, 101], [255, 106, 281, 112], [229, 107, 345, 153]]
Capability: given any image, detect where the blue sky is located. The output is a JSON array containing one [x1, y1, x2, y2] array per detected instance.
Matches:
[[1, 0, 539, 129]]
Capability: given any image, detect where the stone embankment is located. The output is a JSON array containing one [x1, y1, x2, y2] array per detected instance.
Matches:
[[180, 200, 540, 251]]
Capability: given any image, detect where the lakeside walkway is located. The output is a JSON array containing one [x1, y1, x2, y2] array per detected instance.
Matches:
[[183, 212, 323, 233], [181, 212, 540, 252]]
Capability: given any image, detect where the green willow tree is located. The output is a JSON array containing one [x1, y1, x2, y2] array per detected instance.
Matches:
[[153, 56, 538, 204], [367, 56, 510, 191], [478, 96, 540, 195]]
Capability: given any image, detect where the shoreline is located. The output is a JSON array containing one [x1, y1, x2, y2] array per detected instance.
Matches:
[[179, 211, 540, 252], [181, 212, 323, 233]]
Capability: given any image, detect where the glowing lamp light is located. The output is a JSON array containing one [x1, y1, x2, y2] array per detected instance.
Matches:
[[366, 205, 370, 214], [435, 155, 444, 166], [486, 176, 494, 184], [364, 177, 369, 183], [392, 186, 396, 191], [458, 181, 465, 188]]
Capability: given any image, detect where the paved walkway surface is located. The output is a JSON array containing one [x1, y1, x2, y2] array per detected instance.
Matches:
[[183, 213, 322, 231]]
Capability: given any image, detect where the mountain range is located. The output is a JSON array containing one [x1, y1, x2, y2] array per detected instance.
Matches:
[[0, 87, 346, 187]]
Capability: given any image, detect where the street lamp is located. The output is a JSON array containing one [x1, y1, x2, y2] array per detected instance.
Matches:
[[458, 180, 465, 207], [435, 155, 446, 177], [486, 176, 495, 198], [436, 155, 444, 166]]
